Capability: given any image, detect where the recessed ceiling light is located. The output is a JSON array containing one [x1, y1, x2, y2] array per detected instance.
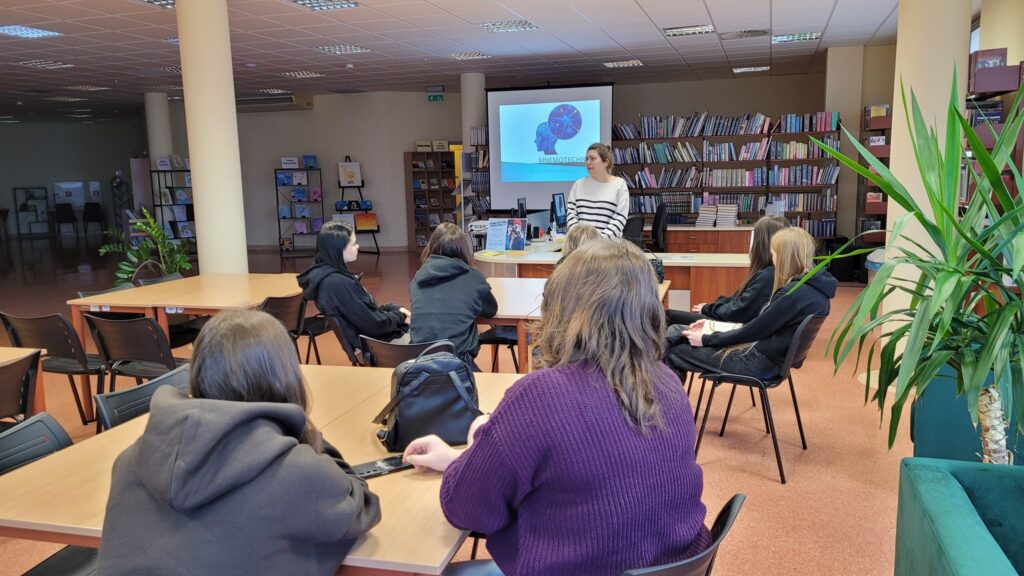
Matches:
[[164, 37, 179, 44], [65, 85, 110, 91], [662, 25, 715, 37], [149, 85, 182, 90], [603, 59, 644, 68], [134, 0, 175, 8], [18, 59, 74, 69], [719, 29, 769, 40], [0, 120, 19, 123], [46, 96, 87, 102], [155, 66, 181, 73], [772, 32, 822, 44], [68, 114, 92, 118], [287, 0, 359, 10], [448, 51, 491, 61], [0, 115, 13, 119], [0, 25, 62, 39], [733, 66, 770, 73], [318, 44, 370, 55], [258, 88, 293, 94], [280, 70, 325, 78], [478, 19, 537, 33], [244, 63, 258, 68]]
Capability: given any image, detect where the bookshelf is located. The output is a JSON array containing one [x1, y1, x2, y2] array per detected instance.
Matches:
[[463, 126, 491, 250], [405, 150, 458, 251], [858, 105, 892, 245], [612, 111, 841, 239], [151, 169, 197, 253], [274, 168, 324, 257]]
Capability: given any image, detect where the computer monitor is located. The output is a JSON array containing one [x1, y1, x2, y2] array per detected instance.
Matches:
[[516, 197, 527, 219], [551, 193, 567, 227]]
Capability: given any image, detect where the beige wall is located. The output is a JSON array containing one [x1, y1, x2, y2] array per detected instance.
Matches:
[[862, 44, 898, 109], [0, 121, 147, 236]]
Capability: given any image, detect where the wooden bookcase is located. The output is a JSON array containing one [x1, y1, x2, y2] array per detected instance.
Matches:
[[405, 151, 458, 251], [274, 168, 324, 257], [151, 169, 197, 253], [858, 107, 892, 245]]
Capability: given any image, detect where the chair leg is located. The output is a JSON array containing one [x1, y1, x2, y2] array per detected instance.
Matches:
[[311, 336, 322, 365], [719, 384, 738, 437], [789, 376, 808, 450], [65, 375, 88, 426], [694, 382, 718, 457], [760, 386, 786, 484], [471, 535, 481, 559], [686, 372, 694, 395], [491, 345, 499, 372], [109, 373, 117, 393], [750, 387, 757, 407], [693, 378, 707, 424], [305, 337, 313, 364], [507, 344, 519, 373]]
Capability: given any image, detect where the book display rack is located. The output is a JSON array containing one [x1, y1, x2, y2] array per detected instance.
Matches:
[[275, 168, 324, 257], [405, 150, 459, 251], [151, 169, 197, 253]]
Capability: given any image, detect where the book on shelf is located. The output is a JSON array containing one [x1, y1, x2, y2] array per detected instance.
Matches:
[[278, 205, 292, 219], [767, 164, 839, 186], [442, 213, 455, 224], [412, 160, 426, 170], [163, 223, 175, 239], [428, 214, 441, 226], [292, 171, 308, 185], [715, 204, 739, 228], [414, 212, 428, 227], [171, 205, 188, 221], [280, 237, 293, 252], [293, 204, 311, 219], [294, 221, 308, 235], [160, 189, 173, 205], [173, 188, 193, 204], [469, 126, 488, 146], [346, 200, 361, 211], [861, 218, 882, 232], [430, 178, 441, 189], [354, 212, 379, 231], [440, 159, 454, 170], [417, 179, 428, 189], [276, 172, 292, 186], [416, 234, 427, 247], [414, 195, 428, 208], [775, 112, 839, 133], [155, 158, 173, 171], [868, 135, 887, 146], [310, 187, 322, 201], [290, 188, 306, 202], [303, 154, 318, 169], [184, 173, 192, 186], [175, 221, 195, 238], [865, 192, 884, 203], [426, 159, 436, 170], [429, 196, 440, 207], [312, 217, 324, 234], [413, 179, 422, 190], [359, 200, 373, 210]]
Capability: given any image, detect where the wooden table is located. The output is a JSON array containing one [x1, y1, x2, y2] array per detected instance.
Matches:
[[0, 365, 521, 576], [64, 273, 301, 421], [0, 347, 45, 416]]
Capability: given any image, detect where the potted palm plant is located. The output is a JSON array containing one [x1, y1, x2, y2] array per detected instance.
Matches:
[[808, 73, 1024, 464], [99, 207, 194, 286]]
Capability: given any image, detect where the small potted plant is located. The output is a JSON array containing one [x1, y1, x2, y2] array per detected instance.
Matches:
[[99, 207, 194, 286]]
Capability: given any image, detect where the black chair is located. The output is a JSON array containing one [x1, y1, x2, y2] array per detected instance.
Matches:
[[77, 286, 197, 349], [84, 314, 185, 394], [134, 273, 210, 334], [694, 315, 826, 484], [622, 215, 646, 249], [82, 202, 103, 234], [620, 494, 746, 576], [1, 311, 106, 425], [649, 203, 668, 252], [478, 326, 520, 372], [0, 350, 41, 428], [299, 307, 331, 365], [259, 294, 306, 359], [325, 315, 363, 366], [54, 203, 78, 236], [95, 364, 190, 431], [0, 413, 98, 576], [359, 336, 455, 368]]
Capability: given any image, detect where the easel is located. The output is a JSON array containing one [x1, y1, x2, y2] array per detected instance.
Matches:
[[338, 156, 380, 256]]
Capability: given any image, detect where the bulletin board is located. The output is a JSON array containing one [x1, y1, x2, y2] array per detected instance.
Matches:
[[53, 181, 86, 207]]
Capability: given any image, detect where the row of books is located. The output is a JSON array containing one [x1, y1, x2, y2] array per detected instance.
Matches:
[[334, 200, 373, 211], [156, 205, 194, 223], [469, 126, 488, 146], [702, 168, 766, 188], [413, 194, 454, 209], [468, 171, 490, 193], [967, 99, 1003, 127], [414, 212, 456, 228], [629, 194, 662, 214], [770, 191, 837, 211], [776, 112, 840, 133], [467, 195, 491, 215], [638, 140, 701, 164], [466, 150, 489, 170], [285, 188, 322, 202], [615, 112, 773, 139], [157, 188, 193, 206], [283, 218, 323, 237], [788, 216, 838, 238], [698, 193, 766, 212], [275, 171, 317, 186], [693, 204, 741, 228], [161, 220, 196, 239], [704, 138, 770, 161], [278, 204, 322, 219], [623, 166, 701, 189], [768, 136, 840, 159], [767, 164, 840, 186], [332, 212, 379, 232], [413, 178, 455, 190], [411, 159, 455, 171]]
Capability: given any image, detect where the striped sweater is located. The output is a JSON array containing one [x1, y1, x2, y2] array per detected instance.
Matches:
[[566, 176, 630, 238]]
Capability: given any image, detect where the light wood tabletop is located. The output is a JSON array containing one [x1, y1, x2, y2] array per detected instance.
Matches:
[[0, 347, 45, 415], [0, 365, 521, 576]]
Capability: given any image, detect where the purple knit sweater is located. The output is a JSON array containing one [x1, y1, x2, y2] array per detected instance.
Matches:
[[440, 363, 710, 576]]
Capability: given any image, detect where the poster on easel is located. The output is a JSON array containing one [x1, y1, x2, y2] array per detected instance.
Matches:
[[338, 162, 362, 186], [485, 218, 526, 252]]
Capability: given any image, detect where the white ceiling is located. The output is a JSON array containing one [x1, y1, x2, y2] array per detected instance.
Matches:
[[0, 0, 907, 121]]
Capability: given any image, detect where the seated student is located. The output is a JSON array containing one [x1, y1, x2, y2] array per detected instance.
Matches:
[[403, 239, 710, 576], [666, 216, 789, 326], [299, 220, 410, 358], [98, 310, 381, 576], [555, 222, 600, 266], [409, 223, 498, 368], [665, 227, 836, 381]]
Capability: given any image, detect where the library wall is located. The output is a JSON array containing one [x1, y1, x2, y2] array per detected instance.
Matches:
[[862, 44, 897, 109], [0, 121, 147, 236]]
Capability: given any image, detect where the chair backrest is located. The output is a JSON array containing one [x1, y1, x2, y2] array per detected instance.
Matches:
[[77, 284, 133, 298], [95, 364, 190, 431], [651, 203, 668, 252], [76, 285, 145, 322], [325, 315, 362, 366], [779, 315, 827, 378], [622, 215, 646, 248], [83, 202, 103, 221], [135, 272, 184, 287], [84, 314, 176, 371], [620, 494, 746, 576], [0, 312, 89, 368], [259, 293, 306, 334], [54, 203, 76, 223], [0, 351, 41, 420], [0, 412, 72, 475], [359, 336, 456, 368]]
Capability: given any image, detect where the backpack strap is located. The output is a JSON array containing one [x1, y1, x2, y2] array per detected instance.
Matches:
[[448, 370, 481, 413], [371, 371, 430, 424]]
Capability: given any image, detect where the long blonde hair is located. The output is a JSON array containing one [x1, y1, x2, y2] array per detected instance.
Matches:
[[770, 227, 816, 293], [534, 238, 666, 431], [562, 223, 600, 259]]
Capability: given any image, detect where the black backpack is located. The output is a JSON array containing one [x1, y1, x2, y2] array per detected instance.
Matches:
[[372, 341, 482, 452]]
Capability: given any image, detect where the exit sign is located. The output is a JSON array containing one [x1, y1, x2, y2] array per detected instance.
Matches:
[[427, 94, 445, 102]]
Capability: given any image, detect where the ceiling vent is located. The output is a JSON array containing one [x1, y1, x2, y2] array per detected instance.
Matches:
[[719, 29, 769, 40], [235, 93, 314, 112]]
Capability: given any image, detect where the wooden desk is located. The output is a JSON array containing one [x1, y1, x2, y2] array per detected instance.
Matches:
[[65, 273, 300, 421], [0, 347, 45, 415], [0, 365, 521, 576]]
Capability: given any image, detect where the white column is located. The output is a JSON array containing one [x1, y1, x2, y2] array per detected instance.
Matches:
[[144, 92, 173, 166], [176, 0, 248, 274], [461, 72, 486, 147], [824, 45, 864, 239]]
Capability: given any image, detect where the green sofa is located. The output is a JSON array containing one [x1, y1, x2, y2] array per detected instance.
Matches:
[[896, 458, 1024, 575]]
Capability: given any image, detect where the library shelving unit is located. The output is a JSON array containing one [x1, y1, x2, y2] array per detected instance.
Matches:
[[963, 50, 1023, 206], [151, 169, 197, 254], [405, 150, 458, 251], [13, 186, 50, 237], [858, 106, 892, 245], [274, 168, 324, 257], [767, 119, 842, 241]]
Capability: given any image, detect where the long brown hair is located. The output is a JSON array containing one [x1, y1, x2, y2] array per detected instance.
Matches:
[[535, 238, 667, 431], [770, 227, 816, 293], [562, 223, 600, 259], [734, 216, 789, 296], [189, 310, 321, 451], [422, 222, 474, 265]]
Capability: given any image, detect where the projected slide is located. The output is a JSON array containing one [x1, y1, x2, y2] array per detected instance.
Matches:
[[498, 99, 600, 182]]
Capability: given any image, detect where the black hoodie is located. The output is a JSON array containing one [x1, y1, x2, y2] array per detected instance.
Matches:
[[702, 269, 838, 365], [409, 254, 498, 363], [298, 262, 407, 354], [98, 387, 381, 575]]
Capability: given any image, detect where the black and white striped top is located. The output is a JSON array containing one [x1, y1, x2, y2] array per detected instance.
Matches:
[[566, 176, 630, 238]]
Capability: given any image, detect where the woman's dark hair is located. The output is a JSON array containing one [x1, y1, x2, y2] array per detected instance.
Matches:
[[315, 220, 355, 273], [422, 223, 474, 265], [733, 216, 789, 297]]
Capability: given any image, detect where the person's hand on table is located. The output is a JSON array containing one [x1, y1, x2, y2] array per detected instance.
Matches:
[[403, 435, 460, 472]]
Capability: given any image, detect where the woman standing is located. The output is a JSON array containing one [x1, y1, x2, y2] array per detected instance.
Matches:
[[566, 143, 630, 238]]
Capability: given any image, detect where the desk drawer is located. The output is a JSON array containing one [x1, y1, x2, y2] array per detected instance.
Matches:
[[668, 230, 720, 246], [667, 243, 718, 253]]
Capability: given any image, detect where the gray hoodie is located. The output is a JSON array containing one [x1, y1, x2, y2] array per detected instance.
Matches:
[[97, 386, 381, 575]]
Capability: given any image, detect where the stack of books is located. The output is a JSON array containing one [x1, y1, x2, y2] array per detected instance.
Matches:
[[695, 205, 717, 228], [715, 205, 738, 228]]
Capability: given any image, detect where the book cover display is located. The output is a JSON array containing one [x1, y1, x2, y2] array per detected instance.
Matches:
[[338, 162, 362, 186], [354, 212, 379, 232], [485, 218, 527, 251]]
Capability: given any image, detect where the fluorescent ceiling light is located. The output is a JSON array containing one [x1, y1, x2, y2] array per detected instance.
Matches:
[[288, 0, 360, 10], [46, 96, 87, 102], [280, 70, 325, 78], [164, 37, 179, 44], [318, 44, 370, 54], [258, 88, 293, 94], [0, 115, 13, 119], [134, 0, 175, 8], [149, 85, 182, 90], [733, 66, 770, 73], [68, 114, 92, 118], [0, 120, 19, 123], [479, 20, 537, 33], [719, 29, 769, 40], [0, 25, 62, 39], [662, 25, 714, 37], [772, 32, 822, 44], [603, 59, 644, 68], [155, 66, 181, 73], [65, 85, 109, 91], [448, 51, 491, 61], [18, 59, 73, 69]]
